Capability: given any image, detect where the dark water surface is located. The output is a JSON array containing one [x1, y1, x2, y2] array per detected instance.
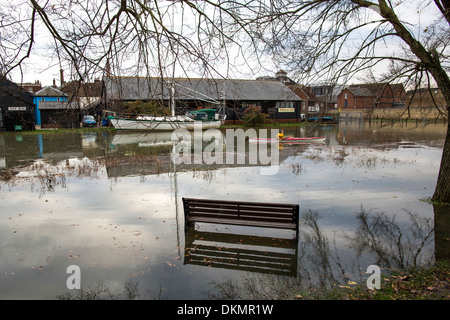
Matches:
[[0, 121, 447, 299]]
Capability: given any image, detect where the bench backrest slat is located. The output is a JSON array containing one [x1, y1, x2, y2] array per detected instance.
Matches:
[[189, 203, 295, 213], [183, 197, 299, 239], [188, 207, 295, 219], [186, 198, 295, 208], [188, 213, 295, 224]]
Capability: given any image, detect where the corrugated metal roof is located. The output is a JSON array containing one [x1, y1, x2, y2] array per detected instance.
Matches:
[[104, 77, 301, 102], [38, 101, 79, 110], [39, 100, 101, 110]]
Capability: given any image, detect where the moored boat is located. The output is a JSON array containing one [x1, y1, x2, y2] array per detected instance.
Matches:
[[109, 108, 225, 131], [307, 116, 336, 123], [249, 136, 327, 143]]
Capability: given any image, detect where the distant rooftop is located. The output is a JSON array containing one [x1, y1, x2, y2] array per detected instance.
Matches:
[[104, 76, 301, 102], [35, 86, 68, 97]]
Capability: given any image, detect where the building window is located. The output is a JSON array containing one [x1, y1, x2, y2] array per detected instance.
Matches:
[[344, 100, 348, 108], [344, 93, 348, 99], [242, 102, 261, 109], [276, 101, 293, 108]]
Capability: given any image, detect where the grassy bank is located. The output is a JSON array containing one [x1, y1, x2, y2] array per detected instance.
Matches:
[[294, 263, 449, 300]]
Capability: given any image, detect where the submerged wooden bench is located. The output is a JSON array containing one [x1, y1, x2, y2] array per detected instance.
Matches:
[[184, 229, 298, 276], [182, 197, 299, 238]]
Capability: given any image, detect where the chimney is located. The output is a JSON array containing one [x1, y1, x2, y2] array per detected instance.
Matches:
[[275, 69, 289, 84], [53, 78, 56, 87], [60, 69, 65, 86], [106, 59, 111, 77]]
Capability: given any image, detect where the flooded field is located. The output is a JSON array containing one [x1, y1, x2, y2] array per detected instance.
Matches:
[[0, 120, 448, 299]]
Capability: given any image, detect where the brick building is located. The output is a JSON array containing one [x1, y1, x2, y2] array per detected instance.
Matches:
[[19, 80, 42, 94], [337, 83, 405, 109], [289, 85, 320, 113]]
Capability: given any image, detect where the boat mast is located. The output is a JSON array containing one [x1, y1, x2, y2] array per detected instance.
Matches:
[[222, 81, 226, 118], [170, 80, 175, 117], [169, 3, 177, 118]]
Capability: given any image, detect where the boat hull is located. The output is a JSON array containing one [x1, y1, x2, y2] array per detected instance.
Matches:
[[249, 136, 327, 143], [111, 118, 222, 131]]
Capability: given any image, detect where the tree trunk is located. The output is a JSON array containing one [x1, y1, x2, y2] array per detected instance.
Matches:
[[433, 202, 450, 263], [428, 69, 450, 204], [432, 119, 450, 204], [373, 1, 450, 204]]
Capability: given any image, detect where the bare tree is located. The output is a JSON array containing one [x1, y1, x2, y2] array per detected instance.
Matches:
[[1, 1, 235, 81], [0, 0, 449, 203], [1, 1, 253, 126], [239, 0, 450, 203]]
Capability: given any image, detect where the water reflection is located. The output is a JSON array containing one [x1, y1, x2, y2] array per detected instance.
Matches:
[[210, 205, 440, 300], [57, 279, 141, 300], [0, 121, 446, 171], [348, 206, 436, 268], [0, 121, 447, 299], [184, 227, 298, 277], [433, 203, 450, 263], [51, 204, 445, 300]]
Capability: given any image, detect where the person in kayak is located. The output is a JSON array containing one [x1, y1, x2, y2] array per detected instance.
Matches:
[[277, 130, 284, 140]]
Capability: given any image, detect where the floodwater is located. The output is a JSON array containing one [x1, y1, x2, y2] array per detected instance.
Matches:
[[0, 120, 448, 299]]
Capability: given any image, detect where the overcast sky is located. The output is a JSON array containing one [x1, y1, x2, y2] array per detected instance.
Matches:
[[5, 0, 444, 87]]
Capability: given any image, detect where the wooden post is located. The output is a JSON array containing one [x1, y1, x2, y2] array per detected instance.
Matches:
[[182, 198, 190, 230], [294, 205, 300, 239]]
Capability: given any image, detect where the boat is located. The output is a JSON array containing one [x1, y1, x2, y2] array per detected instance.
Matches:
[[249, 136, 327, 143], [110, 108, 225, 131], [307, 116, 335, 123], [110, 116, 222, 131]]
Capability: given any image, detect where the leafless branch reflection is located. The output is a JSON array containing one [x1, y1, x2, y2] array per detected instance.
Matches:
[[210, 206, 436, 299]]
